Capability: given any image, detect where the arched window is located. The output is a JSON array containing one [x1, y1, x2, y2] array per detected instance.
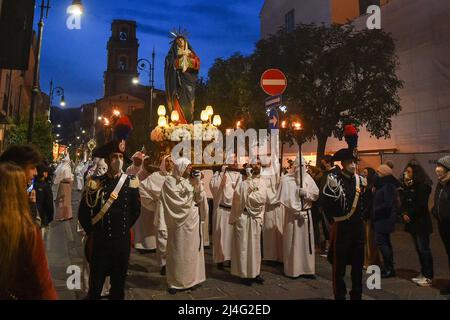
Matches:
[[118, 56, 127, 71]]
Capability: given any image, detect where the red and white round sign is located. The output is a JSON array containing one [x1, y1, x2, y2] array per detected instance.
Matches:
[[260, 69, 287, 96]]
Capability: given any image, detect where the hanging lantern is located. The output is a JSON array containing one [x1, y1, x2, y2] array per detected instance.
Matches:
[[200, 110, 209, 122], [158, 116, 167, 127], [157, 105, 166, 116], [213, 115, 222, 127], [205, 105, 214, 117], [171, 110, 180, 123]]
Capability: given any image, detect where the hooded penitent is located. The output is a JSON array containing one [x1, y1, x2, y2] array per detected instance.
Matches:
[[54, 154, 74, 185]]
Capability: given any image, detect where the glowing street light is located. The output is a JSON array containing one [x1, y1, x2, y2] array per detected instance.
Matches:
[[113, 109, 121, 117], [98, 116, 102, 121], [60, 95, 66, 107], [132, 77, 140, 85], [69, 0, 84, 15], [57, 124, 61, 128]]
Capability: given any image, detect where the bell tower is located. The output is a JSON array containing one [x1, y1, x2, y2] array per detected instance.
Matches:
[[104, 20, 139, 97]]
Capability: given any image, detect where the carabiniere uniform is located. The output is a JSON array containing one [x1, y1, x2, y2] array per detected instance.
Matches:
[[78, 138, 140, 300], [322, 148, 367, 301]]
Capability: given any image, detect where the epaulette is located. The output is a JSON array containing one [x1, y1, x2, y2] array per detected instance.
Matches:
[[129, 175, 140, 188], [85, 176, 102, 191]]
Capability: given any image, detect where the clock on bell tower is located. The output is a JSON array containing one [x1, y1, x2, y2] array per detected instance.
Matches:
[[103, 20, 139, 97]]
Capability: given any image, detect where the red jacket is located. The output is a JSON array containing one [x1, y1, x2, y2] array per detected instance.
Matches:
[[1, 226, 57, 300]]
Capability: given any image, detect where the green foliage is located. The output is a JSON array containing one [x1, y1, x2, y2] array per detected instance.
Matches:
[[197, 23, 403, 162], [6, 115, 55, 162], [197, 53, 267, 131]]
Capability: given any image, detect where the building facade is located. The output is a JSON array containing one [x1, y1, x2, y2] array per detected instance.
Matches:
[[0, 32, 49, 152], [260, 0, 389, 38], [104, 20, 139, 97], [260, 0, 450, 161], [77, 19, 166, 149]]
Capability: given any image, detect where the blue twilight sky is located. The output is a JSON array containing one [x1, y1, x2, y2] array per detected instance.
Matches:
[[36, 0, 263, 109]]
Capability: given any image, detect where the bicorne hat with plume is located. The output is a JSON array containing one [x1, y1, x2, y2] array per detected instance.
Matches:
[[92, 116, 133, 161], [332, 124, 359, 162]]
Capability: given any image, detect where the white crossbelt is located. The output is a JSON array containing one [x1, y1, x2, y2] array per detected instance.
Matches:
[[334, 174, 361, 223], [91, 173, 128, 225]]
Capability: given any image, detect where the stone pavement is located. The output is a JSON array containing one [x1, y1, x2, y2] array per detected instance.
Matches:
[[44, 190, 450, 300]]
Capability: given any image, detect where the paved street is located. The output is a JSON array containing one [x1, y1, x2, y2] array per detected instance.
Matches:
[[45, 190, 450, 300]]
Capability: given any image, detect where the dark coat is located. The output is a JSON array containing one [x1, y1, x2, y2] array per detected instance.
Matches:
[[400, 182, 433, 235], [78, 174, 141, 240], [433, 181, 450, 223], [321, 170, 364, 224], [373, 175, 399, 234], [35, 179, 54, 227]]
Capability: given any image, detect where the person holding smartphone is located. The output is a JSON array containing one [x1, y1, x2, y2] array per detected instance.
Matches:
[[0, 144, 43, 224]]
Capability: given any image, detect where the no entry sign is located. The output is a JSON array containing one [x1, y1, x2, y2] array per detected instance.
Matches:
[[261, 69, 287, 96]]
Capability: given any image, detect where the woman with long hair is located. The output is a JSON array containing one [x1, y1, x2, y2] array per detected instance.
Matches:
[[0, 162, 57, 300], [400, 161, 434, 287]]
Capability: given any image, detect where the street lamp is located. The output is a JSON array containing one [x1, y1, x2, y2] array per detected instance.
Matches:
[[57, 124, 61, 128], [48, 80, 66, 122], [28, 0, 51, 141], [133, 49, 156, 128], [69, 0, 84, 15], [132, 77, 140, 85]]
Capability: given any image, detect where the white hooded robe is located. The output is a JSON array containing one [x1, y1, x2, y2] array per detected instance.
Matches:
[[210, 169, 242, 263], [229, 175, 267, 278], [160, 158, 206, 289], [278, 155, 319, 277]]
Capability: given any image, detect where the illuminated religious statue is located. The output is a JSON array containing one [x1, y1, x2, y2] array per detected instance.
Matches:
[[164, 29, 200, 124]]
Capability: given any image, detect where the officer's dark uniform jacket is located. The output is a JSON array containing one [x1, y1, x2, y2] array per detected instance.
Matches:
[[78, 173, 141, 240], [322, 170, 365, 225], [321, 169, 366, 300]]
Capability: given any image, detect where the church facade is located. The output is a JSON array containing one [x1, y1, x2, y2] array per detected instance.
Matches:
[[79, 19, 165, 147]]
